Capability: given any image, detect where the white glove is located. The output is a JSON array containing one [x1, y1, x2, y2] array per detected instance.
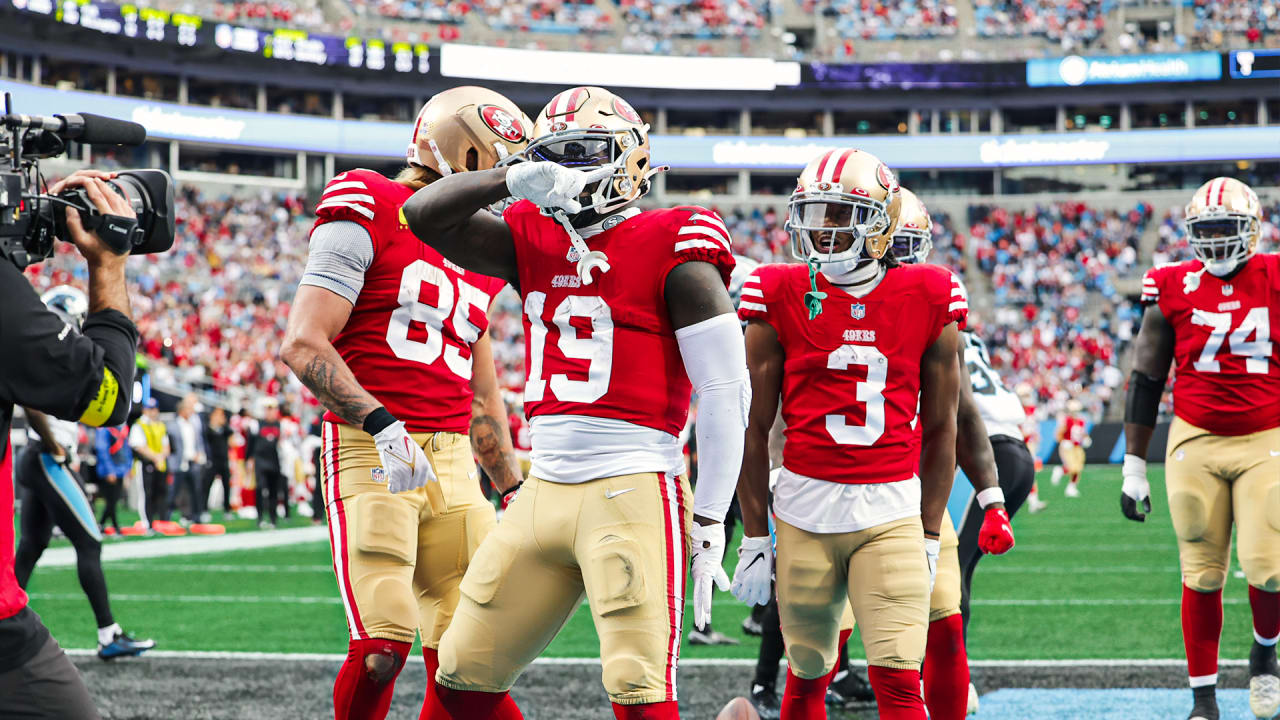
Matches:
[[1121, 453, 1152, 522], [372, 421, 437, 494], [924, 537, 940, 594], [689, 522, 731, 630], [730, 535, 773, 608], [505, 162, 613, 214]]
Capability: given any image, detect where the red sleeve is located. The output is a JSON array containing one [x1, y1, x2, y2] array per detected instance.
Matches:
[[925, 265, 967, 347], [662, 206, 736, 289], [948, 272, 970, 331], [311, 170, 380, 239], [737, 265, 771, 324], [502, 200, 539, 297]]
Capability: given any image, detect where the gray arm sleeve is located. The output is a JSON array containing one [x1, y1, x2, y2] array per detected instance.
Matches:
[[299, 221, 375, 304]]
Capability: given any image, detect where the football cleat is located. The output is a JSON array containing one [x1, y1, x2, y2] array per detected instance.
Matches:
[[741, 615, 764, 637], [1250, 640, 1280, 719], [98, 631, 155, 661], [750, 684, 781, 720], [688, 627, 740, 646], [967, 682, 980, 715], [1027, 495, 1048, 513], [829, 668, 876, 705], [1065, 482, 1080, 498]]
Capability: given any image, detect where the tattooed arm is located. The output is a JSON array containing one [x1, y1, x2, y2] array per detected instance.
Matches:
[[280, 285, 380, 427], [469, 332, 522, 493]]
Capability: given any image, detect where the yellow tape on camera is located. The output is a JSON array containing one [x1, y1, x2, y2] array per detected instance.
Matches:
[[79, 369, 119, 427]]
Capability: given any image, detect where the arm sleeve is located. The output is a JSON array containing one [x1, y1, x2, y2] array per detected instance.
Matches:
[[0, 260, 137, 427], [676, 313, 750, 521], [926, 267, 969, 346], [299, 221, 375, 305]]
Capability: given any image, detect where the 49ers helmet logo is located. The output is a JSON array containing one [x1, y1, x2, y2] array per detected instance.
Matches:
[[479, 105, 525, 142], [875, 163, 897, 192], [612, 98, 641, 124]]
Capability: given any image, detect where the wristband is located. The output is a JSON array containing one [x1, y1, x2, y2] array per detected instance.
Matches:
[[976, 487, 1005, 509], [923, 529, 940, 538], [362, 407, 397, 436]]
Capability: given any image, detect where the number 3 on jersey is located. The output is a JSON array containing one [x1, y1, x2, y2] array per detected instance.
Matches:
[[524, 291, 615, 403], [1192, 307, 1271, 374], [826, 344, 887, 446], [386, 260, 487, 379]]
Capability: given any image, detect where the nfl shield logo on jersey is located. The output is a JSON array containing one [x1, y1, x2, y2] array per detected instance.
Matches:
[[850, 303, 866, 320], [371, 467, 386, 483], [566, 245, 582, 263]]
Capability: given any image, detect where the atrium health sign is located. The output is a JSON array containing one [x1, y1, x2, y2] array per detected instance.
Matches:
[[1027, 52, 1221, 87]]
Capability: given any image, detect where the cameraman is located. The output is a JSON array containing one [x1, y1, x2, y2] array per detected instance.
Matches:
[[0, 171, 139, 720]]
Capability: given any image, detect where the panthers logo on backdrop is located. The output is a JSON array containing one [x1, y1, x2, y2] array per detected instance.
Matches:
[[480, 105, 525, 143]]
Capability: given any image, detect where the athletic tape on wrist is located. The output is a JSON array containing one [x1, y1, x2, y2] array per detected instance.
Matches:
[[976, 487, 1005, 509]]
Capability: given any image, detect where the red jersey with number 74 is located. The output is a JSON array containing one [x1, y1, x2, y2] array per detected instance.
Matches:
[[739, 263, 967, 485], [502, 200, 735, 436], [310, 169, 508, 433], [1140, 253, 1280, 436]]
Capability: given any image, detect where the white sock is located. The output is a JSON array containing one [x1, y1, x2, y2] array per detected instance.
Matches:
[[1256, 630, 1280, 647], [98, 623, 121, 646]]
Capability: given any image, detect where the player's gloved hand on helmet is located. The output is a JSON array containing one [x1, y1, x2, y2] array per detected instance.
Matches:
[[924, 536, 940, 593], [372, 420, 437, 494], [730, 535, 773, 608], [1120, 453, 1152, 522], [689, 521, 731, 630], [505, 162, 614, 215], [978, 507, 1015, 555]]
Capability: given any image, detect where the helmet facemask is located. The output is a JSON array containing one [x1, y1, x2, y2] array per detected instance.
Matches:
[[891, 228, 933, 264], [520, 126, 653, 226], [786, 191, 893, 274], [1186, 212, 1258, 277]]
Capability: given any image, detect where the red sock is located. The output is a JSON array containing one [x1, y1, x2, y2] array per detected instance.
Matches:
[[611, 701, 679, 719], [333, 638, 412, 720], [419, 647, 444, 720], [435, 685, 524, 720], [780, 629, 851, 720], [866, 666, 926, 720], [1182, 585, 1223, 686], [923, 614, 969, 720], [1250, 585, 1280, 644]]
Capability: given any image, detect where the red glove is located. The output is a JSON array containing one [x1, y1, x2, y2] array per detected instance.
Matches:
[[978, 507, 1015, 555]]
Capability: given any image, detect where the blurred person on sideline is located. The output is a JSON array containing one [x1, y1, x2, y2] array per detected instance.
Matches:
[[129, 397, 169, 528], [203, 406, 234, 520], [246, 398, 285, 528], [0, 171, 144, 719], [93, 425, 131, 536], [166, 394, 207, 524]]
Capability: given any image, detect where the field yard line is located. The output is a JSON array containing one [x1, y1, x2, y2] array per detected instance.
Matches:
[[38, 526, 329, 567], [59, 648, 1248, 669], [1011, 544, 1175, 552], [29, 592, 1249, 607], [45, 563, 334, 573]]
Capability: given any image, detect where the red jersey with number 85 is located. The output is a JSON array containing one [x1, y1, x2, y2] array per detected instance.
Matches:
[[502, 200, 735, 436], [739, 263, 967, 485], [1140, 253, 1280, 436], [311, 169, 507, 433]]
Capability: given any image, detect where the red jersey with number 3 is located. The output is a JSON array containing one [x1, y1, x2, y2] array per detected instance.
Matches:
[[311, 169, 508, 433], [1141, 253, 1280, 435], [502, 200, 735, 436], [739, 263, 967, 485]]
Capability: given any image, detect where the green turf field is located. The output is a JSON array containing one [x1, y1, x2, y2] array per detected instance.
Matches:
[[21, 465, 1260, 661]]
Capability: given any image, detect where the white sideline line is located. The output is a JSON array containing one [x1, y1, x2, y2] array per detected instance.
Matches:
[[59, 648, 1248, 669], [31, 592, 1246, 608], [45, 563, 334, 573], [38, 526, 329, 568]]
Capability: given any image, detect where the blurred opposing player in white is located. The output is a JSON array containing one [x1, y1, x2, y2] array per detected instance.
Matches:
[[281, 86, 526, 720], [1122, 177, 1280, 720], [404, 85, 747, 720]]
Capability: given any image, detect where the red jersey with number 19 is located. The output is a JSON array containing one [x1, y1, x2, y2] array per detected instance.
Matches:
[[502, 200, 735, 436], [311, 169, 508, 433], [1140, 253, 1280, 436], [739, 263, 967, 485]]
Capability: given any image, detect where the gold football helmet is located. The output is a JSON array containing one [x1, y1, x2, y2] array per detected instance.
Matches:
[[787, 148, 901, 271], [1185, 177, 1261, 276], [521, 86, 662, 216], [407, 86, 531, 176], [888, 187, 933, 265]]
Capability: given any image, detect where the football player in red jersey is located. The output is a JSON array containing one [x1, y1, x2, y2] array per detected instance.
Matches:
[[1122, 177, 1280, 720], [1055, 400, 1089, 498], [280, 86, 528, 720], [730, 149, 965, 720], [403, 86, 749, 720], [888, 187, 1018, 720]]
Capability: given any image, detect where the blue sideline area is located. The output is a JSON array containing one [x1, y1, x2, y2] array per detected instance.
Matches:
[[974, 688, 1251, 719]]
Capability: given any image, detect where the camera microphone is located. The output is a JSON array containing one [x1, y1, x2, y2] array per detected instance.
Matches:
[[1, 112, 147, 146]]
